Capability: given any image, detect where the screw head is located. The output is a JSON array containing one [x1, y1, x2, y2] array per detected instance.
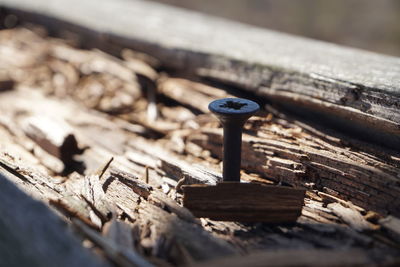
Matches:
[[208, 98, 260, 125]]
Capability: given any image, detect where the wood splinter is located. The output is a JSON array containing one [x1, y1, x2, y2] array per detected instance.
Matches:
[[183, 98, 305, 223], [22, 115, 82, 165]]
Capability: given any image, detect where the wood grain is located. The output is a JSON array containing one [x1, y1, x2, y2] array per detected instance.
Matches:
[[183, 182, 305, 223], [191, 249, 371, 267], [1, 0, 399, 147], [0, 24, 399, 266], [0, 173, 109, 267], [188, 126, 400, 216]]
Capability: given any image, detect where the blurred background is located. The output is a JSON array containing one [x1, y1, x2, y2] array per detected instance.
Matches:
[[152, 0, 400, 57]]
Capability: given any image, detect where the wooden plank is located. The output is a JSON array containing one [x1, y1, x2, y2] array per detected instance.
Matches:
[[0, 71, 398, 217], [183, 182, 305, 223], [191, 249, 372, 267], [0, 173, 109, 267], [0, 25, 398, 265], [1, 0, 399, 147]]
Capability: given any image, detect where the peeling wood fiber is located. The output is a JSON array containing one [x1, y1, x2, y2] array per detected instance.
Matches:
[[0, 0, 399, 147]]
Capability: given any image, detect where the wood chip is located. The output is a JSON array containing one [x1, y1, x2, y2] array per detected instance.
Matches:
[[328, 202, 376, 232], [21, 115, 82, 165]]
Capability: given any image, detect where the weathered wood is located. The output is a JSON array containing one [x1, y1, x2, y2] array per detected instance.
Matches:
[[0, 28, 398, 218], [1, 0, 399, 147], [158, 78, 231, 113], [0, 173, 109, 267], [0, 145, 237, 265], [0, 152, 63, 200], [21, 115, 82, 165], [136, 202, 236, 263], [191, 249, 372, 267], [0, 152, 109, 230], [74, 219, 154, 267], [0, 64, 398, 218], [109, 169, 153, 199], [0, 89, 398, 265], [187, 124, 400, 216], [327, 202, 376, 232], [148, 190, 200, 224], [379, 216, 400, 243], [183, 182, 305, 223], [50, 195, 102, 229], [0, 115, 69, 173], [127, 138, 222, 185], [0, 24, 399, 266], [82, 173, 113, 226]]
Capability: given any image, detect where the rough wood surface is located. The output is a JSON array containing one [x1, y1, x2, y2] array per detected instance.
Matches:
[[0, 173, 109, 267], [21, 115, 81, 166], [0, 26, 399, 267], [187, 123, 400, 216], [1, 0, 399, 147], [74, 219, 155, 267], [183, 183, 305, 223], [192, 249, 372, 267]]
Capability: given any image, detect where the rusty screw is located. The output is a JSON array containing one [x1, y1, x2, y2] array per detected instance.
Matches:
[[209, 98, 260, 182]]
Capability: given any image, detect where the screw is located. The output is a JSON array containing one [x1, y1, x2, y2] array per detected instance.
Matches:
[[209, 98, 260, 182]]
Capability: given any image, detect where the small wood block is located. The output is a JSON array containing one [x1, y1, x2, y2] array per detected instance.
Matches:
[[182, 182, 305, 223], [22, 115, 81, 164]]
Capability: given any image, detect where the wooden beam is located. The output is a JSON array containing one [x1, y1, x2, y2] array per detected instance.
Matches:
[[191, 249, 372, 267], [0, 22, 398, 265], [1, 0, 399, 147], [0, 173, 109, 267]]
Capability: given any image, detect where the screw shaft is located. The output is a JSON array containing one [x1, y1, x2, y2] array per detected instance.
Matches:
[[222, 123, 243, 181]]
